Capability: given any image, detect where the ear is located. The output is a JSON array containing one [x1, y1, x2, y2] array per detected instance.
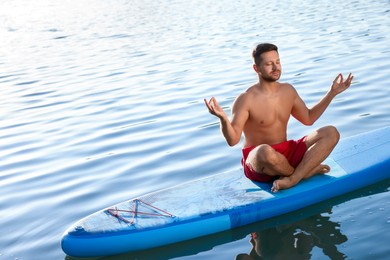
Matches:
[[253, 64, 260, 74]]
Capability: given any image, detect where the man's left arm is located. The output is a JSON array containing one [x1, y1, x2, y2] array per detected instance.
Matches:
[[292, 73, 353, 125]]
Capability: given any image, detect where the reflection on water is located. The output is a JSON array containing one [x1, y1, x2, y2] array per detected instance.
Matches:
[[236, 211, 347, 260]]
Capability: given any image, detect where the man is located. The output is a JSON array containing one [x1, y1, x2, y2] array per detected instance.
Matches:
[[204, 43, 353, 192]]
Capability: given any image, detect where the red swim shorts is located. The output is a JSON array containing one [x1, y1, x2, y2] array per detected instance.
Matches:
[[241, 136, 307, 182]]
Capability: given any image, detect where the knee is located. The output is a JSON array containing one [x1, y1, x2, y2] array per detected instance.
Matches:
[[323, 125, 340, 145], [255, 144, 278, 165], [247, 144, 277, 173]]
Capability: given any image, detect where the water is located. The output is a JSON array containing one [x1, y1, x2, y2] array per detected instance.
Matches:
[[0, 0, 389, 259]]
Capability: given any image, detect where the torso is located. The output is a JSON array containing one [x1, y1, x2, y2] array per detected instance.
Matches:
[[241, 82, 296, 148]]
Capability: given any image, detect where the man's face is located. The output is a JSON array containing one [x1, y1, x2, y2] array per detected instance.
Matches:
[[256, 50, 281, 82]]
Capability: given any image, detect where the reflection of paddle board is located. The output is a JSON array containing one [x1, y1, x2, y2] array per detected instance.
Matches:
[[61, 127, 390, 258]]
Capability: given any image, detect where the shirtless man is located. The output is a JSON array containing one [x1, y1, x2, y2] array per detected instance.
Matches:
[[204, 43, 353, 192]]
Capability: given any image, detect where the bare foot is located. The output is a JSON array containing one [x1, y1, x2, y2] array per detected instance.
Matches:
[[303, 164, 330, 179], [271, 164, 331, 193], [271, 177, 289, 193]]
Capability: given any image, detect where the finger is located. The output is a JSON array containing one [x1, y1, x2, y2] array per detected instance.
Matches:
[[348, 73, 353, 83], [204, 98, 209, 108], [211, 97, 218, 107], [204, 98, 213, 111], [346, 73, 353, 86], [334, 74, 341, 84]]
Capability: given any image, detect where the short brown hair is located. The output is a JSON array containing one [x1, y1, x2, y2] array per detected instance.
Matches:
[[252, 43, 278, 66]]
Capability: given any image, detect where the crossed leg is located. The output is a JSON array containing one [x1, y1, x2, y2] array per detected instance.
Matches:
[[246, 126, 340, 192]]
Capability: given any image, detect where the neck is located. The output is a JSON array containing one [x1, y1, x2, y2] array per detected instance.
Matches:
[[258, 78, 279, 93]]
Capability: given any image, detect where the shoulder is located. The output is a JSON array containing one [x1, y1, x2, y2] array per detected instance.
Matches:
[[231, 85, 256, 112], [279, 82, 299, 97], [279, 82, 296, 91], [232, 92, 249, 112], [236, 84, 256, 101]]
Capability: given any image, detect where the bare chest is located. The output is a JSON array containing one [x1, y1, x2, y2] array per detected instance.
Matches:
[[247, 96, 292, 127]]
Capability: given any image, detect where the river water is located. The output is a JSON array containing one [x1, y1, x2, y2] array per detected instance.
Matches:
[[1, 0, 389, 259]]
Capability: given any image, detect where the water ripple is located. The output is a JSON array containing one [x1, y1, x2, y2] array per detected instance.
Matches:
[[1, 0, 390, 259]]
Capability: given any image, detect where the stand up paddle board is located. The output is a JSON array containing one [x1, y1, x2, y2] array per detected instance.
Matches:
[[61, 126, 390, 257]]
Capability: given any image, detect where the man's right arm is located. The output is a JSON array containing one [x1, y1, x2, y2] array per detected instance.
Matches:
[[204, 95, 248, 146]]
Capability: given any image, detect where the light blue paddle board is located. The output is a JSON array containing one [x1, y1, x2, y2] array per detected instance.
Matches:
[[61, 126, 390, 257]]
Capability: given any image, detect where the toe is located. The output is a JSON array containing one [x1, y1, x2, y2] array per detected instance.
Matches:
[[271, 180, 279, 193]]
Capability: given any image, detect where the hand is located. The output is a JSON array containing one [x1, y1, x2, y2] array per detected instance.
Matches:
[[331, 73, 354, 95], [204, 97, 227, 119]]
